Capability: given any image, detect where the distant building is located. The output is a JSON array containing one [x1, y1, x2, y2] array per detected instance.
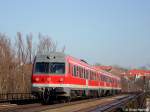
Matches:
[[127, 69, 150, 77]]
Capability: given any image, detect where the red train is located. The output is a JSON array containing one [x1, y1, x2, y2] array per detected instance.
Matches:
[[31, 52, 121, 103]]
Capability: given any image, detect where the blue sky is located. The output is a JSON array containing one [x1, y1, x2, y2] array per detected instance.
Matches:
[[0, 0, 150, 68]]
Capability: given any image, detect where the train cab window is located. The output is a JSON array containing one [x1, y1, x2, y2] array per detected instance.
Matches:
[[49, 62, 65, 74], [34, 62, 49, 74], [34, 62, 65, 74]]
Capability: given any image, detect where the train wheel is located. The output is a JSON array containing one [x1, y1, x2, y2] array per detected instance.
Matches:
[[67, 96, 72, 102], [42, 89, 51, 104]]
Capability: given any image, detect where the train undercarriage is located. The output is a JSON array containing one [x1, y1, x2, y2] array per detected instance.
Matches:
[[32, 86, 121, 104]]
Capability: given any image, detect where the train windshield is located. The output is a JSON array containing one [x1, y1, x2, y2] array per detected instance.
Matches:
[[34, 62, 65, 74]]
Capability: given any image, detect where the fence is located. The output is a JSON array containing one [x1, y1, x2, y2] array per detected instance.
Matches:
[[0, 93, 36, 103]]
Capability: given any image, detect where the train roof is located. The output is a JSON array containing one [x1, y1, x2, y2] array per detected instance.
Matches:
[[36, 52, 66, 62], [35, 52, 120, 80], [66, 55, 120, 80]]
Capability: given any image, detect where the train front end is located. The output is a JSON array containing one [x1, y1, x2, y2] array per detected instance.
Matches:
[[31, 52, 67, 103]]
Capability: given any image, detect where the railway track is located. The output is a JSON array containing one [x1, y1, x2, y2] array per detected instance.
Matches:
[[0, 94, 130, 112], [0, 92, 146, 112]]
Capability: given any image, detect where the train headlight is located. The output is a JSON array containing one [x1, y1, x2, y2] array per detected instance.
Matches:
[[59, 78, 64, 82], [47, 77, 51, 82], [35, 77, 40, 82]]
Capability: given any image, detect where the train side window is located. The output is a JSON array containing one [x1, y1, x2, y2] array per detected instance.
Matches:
[[99, 73, 101, 81], [82, 68, 84, 78], [73, 65, 76, 77], [88, 70, 90, 79], [80, 67, 82, 78], [91, 71, 93, 80], [82, 68, 84, 79], [81, 67, 83, 78], [71, 64, 73, 75], [109, 78, 111, 83], [75, 65, 78, 77], [97, 73, 99, 81], [78, 66, 80, 77], [85, 69, 87, 79], [70, 64, 73, 74], [93, 71, 95, 80], [102, 75, 105, 82], [113, 79, 115, 83], [92, 71, 94, 80], [84, 69, 86, 79], [79, 66, 82, 78], [90, 71, 92, 80], [69, 63, 71, 74], [107, 77, 109, 83], [79, 67, 81, 78], [106, 76, 108, 82], [110, 78, 112, 83], [86, 70, 89, 79], [76, 66, 79, 77], [96, 72, 97, 81], [89, 71, 91, 80], [87, 70, 89, 79], [114, 79, 116, 84], [95, 72, 97, 80], [109, 77, 111, 83], [96, 73, 98, 81], [93, 72, 95, 80], [101, 75, 103, 81]]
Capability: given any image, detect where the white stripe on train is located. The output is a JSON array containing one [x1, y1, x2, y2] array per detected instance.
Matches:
[[32, 83, 121, 90]]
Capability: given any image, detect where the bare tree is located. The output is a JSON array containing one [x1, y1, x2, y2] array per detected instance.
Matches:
[[0, 32, 61, 94], [0, 33, 14, 93], [26, 33, 32, 63], [37, 33, 57, 54]]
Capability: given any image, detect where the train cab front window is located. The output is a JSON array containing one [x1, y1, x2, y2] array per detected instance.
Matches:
[[49, 63, 65, 74], [34, 62, 49, 74], [34, 62, 65, 74]]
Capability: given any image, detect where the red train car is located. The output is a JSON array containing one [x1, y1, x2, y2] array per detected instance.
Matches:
[[31, 52, 121, 103]]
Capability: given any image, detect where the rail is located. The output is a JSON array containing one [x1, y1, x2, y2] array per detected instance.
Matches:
[[90, 92, 145, 112]]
